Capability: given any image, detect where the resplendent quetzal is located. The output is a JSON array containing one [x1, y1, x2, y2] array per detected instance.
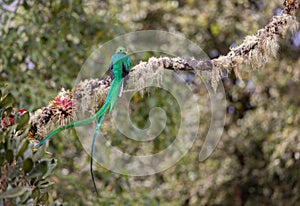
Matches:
[[35, 46, 132, 194]]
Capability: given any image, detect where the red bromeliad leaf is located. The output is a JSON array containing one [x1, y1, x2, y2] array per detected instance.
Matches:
[[49, 94, 76, 126], [18, 108, 27, 115], [1, 108, 27, 132], [50, 96, 76, 111]]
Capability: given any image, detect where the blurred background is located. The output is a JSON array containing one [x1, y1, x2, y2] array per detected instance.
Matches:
[[0, 0, 300, 205]]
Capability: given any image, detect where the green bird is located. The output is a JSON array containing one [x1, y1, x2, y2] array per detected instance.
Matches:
[[35, 46, 132, 194]]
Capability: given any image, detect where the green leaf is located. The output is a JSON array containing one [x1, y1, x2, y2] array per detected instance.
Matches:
[[5, 149, 14, 164], [23, 158, 34, 173], [0, 151, 5, 165], [4, 107, 13, 117], [0, 93, 14, 108], [0, 134, 4, 143], [38, 192, 49, 204], [32, 188, 40, 199], [42, 159, 57, 178], [37, 180, 54, 189], [16, 112, 29, 130], [27, 161, 48, 179], [17, 138, 29, 157], [0, 108, 5, 118], [0, 187, 29, 199], [20, 190, 32, 204]]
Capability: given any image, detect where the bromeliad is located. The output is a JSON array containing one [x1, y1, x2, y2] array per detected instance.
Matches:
[[35, 47, 132, 194]]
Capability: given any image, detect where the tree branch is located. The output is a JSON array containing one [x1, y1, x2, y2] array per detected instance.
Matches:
[[28, 0, 299, 140]]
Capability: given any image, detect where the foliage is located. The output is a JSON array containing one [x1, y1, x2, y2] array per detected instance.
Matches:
[[0, 0, 299, 205], [0, 89, 57, 205], [0, 0, 124, 110]]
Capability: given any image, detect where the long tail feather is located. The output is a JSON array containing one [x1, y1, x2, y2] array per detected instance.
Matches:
[[89, 79, 122, 194], [90, 115, 105, 195]]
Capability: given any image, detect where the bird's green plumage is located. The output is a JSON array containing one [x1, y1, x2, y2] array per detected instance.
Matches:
[[35, 47, 132, 194]]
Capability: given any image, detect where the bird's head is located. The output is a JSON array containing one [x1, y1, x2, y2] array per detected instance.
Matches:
[[115, 46, 127, 54]]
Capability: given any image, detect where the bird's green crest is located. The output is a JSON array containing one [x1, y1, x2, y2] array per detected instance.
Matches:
[[115, 46, 127, 54]]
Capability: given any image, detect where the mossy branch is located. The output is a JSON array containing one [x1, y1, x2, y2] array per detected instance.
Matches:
[[29, 0, 299, 140]]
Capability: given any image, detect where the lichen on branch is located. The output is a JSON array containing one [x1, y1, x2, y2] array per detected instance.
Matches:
[[28, 0, 299, 140]]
